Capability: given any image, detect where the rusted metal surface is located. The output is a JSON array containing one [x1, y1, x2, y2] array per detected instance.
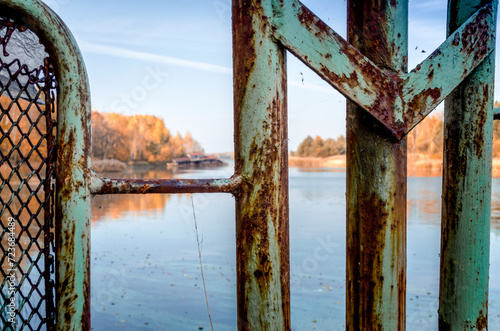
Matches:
[[266, 2, 497, 327], [0, 0, 495, 329], [269, 0, 403, 138], [439, 1, 497, 329], [267, 0, 496, 140], [403, 3, 496, 134], [43, 64, 57, 330], [0, 15, 58, 330], [90, 172, 242, 195], [233, 0, 290, 329], [345, 1, 407, 329], [0, 0, 93, 330]]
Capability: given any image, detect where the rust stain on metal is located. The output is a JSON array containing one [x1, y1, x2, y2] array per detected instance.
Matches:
[[297, 4, 329, 32], [346, 107, 407, 329], [348, 190, 389, 330], [57, 129, 76, 197], [439, 1, 495, 325], [232, 1, 256, 173], [91, 175, 242, 195], [346, 1, 407, 329], [274, 0, 405, 139], [476, 309, 487, 330], [272, 0, 496, 142], [466, 9, 493, 67], [233, 1, 290, 329], [236, 92, 290, 329], [403, 86, 442, 134], [473, 84, 490, 159]]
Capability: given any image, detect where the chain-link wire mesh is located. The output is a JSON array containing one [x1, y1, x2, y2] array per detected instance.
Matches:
[[0, 18, 57, 331]]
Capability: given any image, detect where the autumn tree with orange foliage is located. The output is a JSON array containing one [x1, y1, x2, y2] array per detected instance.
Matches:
[[407, 113, 444, 158], [409, 103, 500, 159], [91, 111, 203, 163], [295, 107, 500, 160], [494, 101, 500, 158], [293, 113, 443, 158], [294, 135, 346, 157]]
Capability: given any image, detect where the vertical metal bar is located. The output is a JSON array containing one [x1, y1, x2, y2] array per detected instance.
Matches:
[[232, 0, 290, 329], [439, 1, 497, 329], [53, 35, 92, 331], [44, 76, 56, 329], [346, 1, 408, 330]]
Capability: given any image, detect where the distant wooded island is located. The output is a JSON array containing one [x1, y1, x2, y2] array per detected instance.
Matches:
[[92, 110, 203, 163]]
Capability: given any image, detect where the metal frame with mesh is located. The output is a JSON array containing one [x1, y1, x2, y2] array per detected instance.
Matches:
[[0, 0, 497, 329], [0, 17, 57, 330]]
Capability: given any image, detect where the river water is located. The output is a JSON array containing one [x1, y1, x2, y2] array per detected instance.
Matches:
[[90, 164, 500, 330]]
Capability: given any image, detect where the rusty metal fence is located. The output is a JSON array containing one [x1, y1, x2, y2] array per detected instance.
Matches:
[[0, 16, 57, 330], [0, 0, 499, 330]]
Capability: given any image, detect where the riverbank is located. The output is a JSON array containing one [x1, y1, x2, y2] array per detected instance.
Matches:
[[290, 154, 500, 177], [90, 155, 500, 177]]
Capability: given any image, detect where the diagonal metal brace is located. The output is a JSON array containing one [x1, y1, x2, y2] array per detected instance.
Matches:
[[268, 0, 496, 140], [402, 3, 497, 134], [270, 0, 404, 137]]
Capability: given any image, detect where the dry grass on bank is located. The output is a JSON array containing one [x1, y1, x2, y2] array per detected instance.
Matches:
[[92, 159, 128, 173], [408, 153, 442, 176], [289, 155, 346, 168], [290, 154, 500, 177]]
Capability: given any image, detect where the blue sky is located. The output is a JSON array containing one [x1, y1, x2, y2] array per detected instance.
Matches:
[[44, 0, 498, 153]]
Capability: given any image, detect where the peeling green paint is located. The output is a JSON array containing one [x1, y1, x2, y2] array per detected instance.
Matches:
[[0, 0, 92, 329], [267, 0, 496, 140], [439, 1, 497, 330], [89, 172, 242, 195], [269, 0, 403, 136], [1, 0, 496, 329], [403, 3, 496, 133], [233, 0, 290, 329], [345, 1, 408, 329]]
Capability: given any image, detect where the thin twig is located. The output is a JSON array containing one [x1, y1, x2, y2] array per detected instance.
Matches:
[[191, 196, 214, 331]]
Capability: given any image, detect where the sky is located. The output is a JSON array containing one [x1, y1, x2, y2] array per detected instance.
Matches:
[[42, 0, 500, 153]]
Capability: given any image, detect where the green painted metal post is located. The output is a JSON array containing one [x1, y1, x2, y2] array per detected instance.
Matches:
[[439, 1, 497, 329], [346, 1, 408, 329], [232, 0, 290, 329]]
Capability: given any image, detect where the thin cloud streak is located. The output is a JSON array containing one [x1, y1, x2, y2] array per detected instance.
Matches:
[[79, 41, 340, 94], [79, 41, 232, 74]]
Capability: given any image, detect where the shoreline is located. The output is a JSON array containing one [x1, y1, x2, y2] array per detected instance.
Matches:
[[290, 154, 500, 178], [85, 155, 500, 178]]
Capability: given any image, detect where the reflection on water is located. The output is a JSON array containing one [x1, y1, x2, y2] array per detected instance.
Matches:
[[407, 176, 500, 234], [98, 168, 175, 181], [92, 194, 172, 223], [90, 167, 500, 330]]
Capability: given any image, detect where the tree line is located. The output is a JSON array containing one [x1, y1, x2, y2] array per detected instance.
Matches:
[[294, 135, 346, 157], [5, 97, 500, 166], [91, 111, 203, 162], [294, 112, 500, 158]]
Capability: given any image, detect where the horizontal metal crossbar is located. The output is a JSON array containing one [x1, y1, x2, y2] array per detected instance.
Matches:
[[89, 172, 242, 195]]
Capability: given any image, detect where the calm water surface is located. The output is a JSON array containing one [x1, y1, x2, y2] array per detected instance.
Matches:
[[90, 165, 500, 330]]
